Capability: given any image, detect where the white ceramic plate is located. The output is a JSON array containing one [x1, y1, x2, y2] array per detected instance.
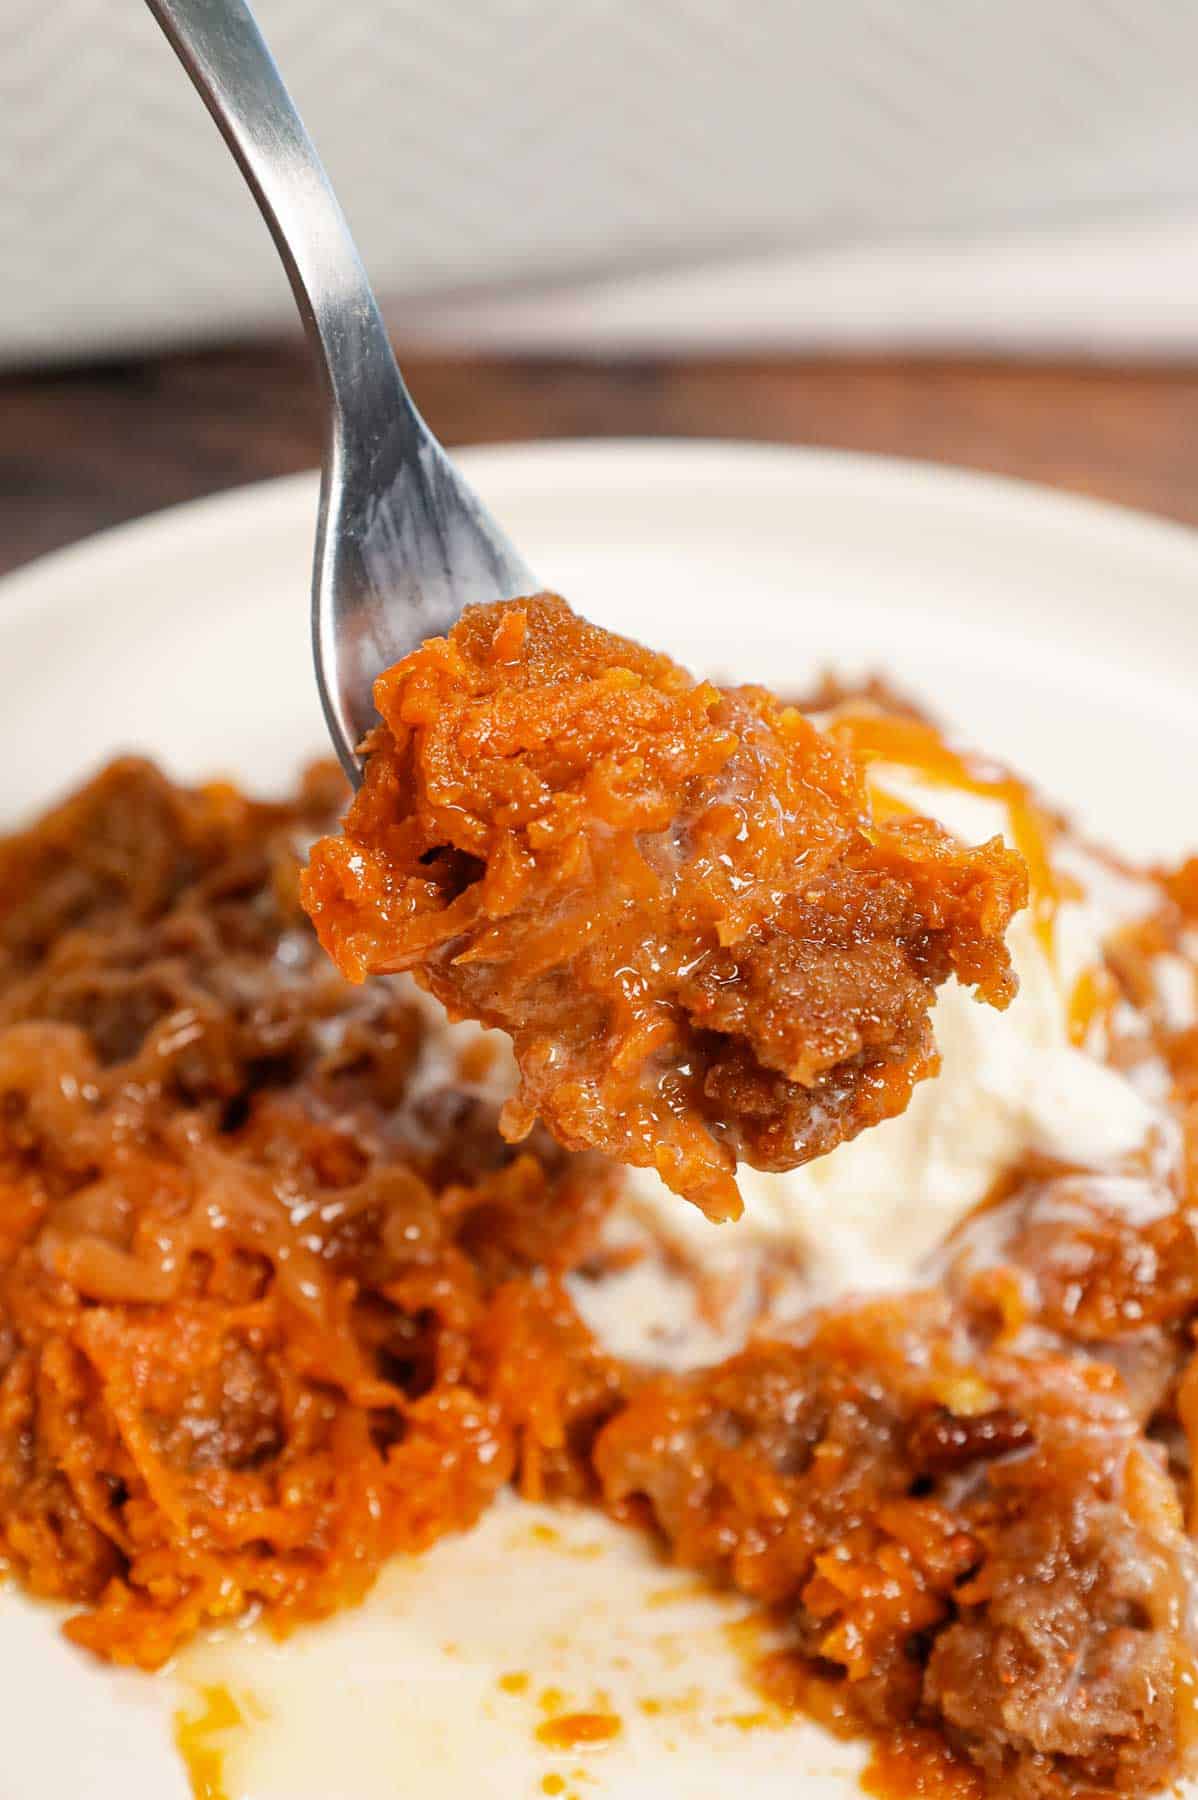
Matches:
[[1, 440, 1196, 1800]]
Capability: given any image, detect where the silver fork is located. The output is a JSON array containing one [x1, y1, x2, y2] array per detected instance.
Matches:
[[145, 0, 537, 784]]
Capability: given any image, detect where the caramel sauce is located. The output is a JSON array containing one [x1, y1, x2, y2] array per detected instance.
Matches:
[[535, 1712, 622, 1749], [760, 1647, 983, 1800], [644, 1578, 714, 1609], [174, 1684, 241, 1800], [754, 1649, 857, 1742], [1067, 963, 1118, 1047], [831, 709, 1060, 955], [862, 1727, 984, 1800], [636, 1686, 702, 1719]]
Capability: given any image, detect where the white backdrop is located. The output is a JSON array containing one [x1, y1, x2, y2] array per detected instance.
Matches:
[[4, 0, 1198, 364]]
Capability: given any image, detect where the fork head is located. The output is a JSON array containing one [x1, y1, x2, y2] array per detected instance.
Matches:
[[313, 354, 537, 783]]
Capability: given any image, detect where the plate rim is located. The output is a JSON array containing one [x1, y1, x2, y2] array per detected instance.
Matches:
[[2, 432, 1198, 1797]]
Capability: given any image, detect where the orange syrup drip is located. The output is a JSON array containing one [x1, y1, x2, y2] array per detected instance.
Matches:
[[832, 710, 1060, 958], [174, 1684, 241, 1800], [536, 1712, 623, 1750]]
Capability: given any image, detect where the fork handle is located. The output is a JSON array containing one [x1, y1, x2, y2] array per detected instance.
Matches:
[[144, 0, 409, 437], [145, 0, 536, 782]]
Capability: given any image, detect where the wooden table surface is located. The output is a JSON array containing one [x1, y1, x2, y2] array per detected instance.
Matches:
[[4, 345, 1198, 580]]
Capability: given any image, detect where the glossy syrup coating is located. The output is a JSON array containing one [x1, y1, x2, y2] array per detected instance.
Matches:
[[595, 1295, 1198, 1800], [302, 596, 1027, 1219], [0, 760, 623, 1667], [1, 755, 1198, 1800]]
